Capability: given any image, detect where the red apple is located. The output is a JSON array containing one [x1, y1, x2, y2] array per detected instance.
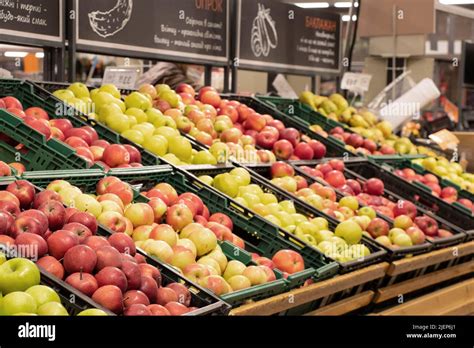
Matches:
[[67, 211, 98, 235], [367, 218, 390, 238], [65, 272, 98, 297], [0, 211, 14, 235], [393, 200, 418, 220], [166, 283, 191, 307], [346, 179, 362, 195], [38, 200, 66, 231], [166, 204, 193, 232], [102, 145, 130, 168], [83, 235, 110, 252], [165, 302, 189, 316], [95, 266, 128, 293], [124, 290, 150, 309], [64, 128, 93, 145], [271, 162, 294, 178], [3, 96, 23, 110], [49, 119, 73, 135], [37, 256, 65, 280], [156, 287, 178, 306], [63, 245, 97, 274], [6, 180, 36, 209], [15, 232, 48, 259], [272, 250, 304, 274], [139, 276, 159, 303], [256, 131, 279, 149], [92, 285, 123, 314], [108, 233, 136, 256], [32, 190, 61, 209], [208, 213, 233, 231], [244, 113, 266, 131], [325, 170, 346, 188], [363, 178, 385, 196], [273, 140, 294, 160], [148, 304, 170, 316], [62, 222, 92, 243], [414, 216, 439, 237], [95, 245, 122, 270], [279, 128, 301, 147], [47, 229, 80, 259], [121, 260, 142, 290], [0, 161, 12, 176], [10, 216, 43, 238], [406, 226, 426, 245], [294, 143, 314, 160]]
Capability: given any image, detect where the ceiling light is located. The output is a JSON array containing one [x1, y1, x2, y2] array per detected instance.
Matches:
[[35, 52, 44, 59], [342, 15, 358, 21], [4, 52, 28, 58], [335, 2, 353, 8], [294, 2, 330, 8]]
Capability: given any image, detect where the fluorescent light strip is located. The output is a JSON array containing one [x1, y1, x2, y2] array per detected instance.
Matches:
[[439, 0, 474, 4], [294, 2, 330, 8], [342, 15, 358, 21], [4, 52, 28, 58], [335, 1, 353, 7], [35, 52, 44, 59]]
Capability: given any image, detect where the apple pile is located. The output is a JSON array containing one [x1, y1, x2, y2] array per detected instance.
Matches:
[[0, 257, 108, 316], [300, 162, 456, 245], [42, 176, 306, 296], [0, 180, 210, 316], [394, 166, 474, 213], [0, 95, 144, 169], [198, 167, 371, 263], [52, 83, 218, 166]]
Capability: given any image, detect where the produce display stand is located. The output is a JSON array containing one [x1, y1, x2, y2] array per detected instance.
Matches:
[[230, 262, 389, 316], [375, 278, 474, 316], [373, 241, 474, 306], [21, 167, 326, 308], [2, 174, 230, 316], [291, 158, 471, 251]]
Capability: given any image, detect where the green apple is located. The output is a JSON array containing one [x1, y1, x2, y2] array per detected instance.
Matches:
[[376, 235, 392, 247], [121, 129, 145, 145], [25, 285, 60, 308], [357, 207, 376, 219], [265, 215, 282, 227], [314, 230, 334, 243], [238, 184, 263, 197], [74, 194, 103, 218], [99, 84, 121, 99], [66, 98, 88, 114], [230, 168, 252, 187], [198, 175, 214, 186], [98, 103, 122, 122], [168, 136, 193, 161], [275, 211, 295, 227], [37, 302, 69, 316], [259, 193, 278, 205], [105, 113, 130, 133], [252, 203, 268, 215], [295, 221, 319, 237], [301, 234, 317, 246], [154, 126, 179, 142], [209, 143, 230, 164], [388, 228, 406, 242], [290, 214, 307, 225], [91, 91, 117, 114], [350, 244, 371, 258], [53, 89, 75, 102], [163, 116, 177, 129], [279, 200, 296, 214], [234, 197, 248, 208], [0, 252, 6, 265], [125, 108, 148, 124], [0, 259, 41, 294], [0, 292, 37, 315], [156, 84, 172, 95], [125, 92, 152, 111], [339, 196, 359, 211], [227, 275, 251, 291], [393, 233, 413, 247], [265, 203, 281, 216], [192, 151, 217, 165], [68, 82, 90, 98], [241, 193, 261, 208], [304, 195, 323, 210], [132, 123, 155, 138], [318, 241, 335, 254], [335, 220, 362, 245], [160, 91, 180, 108], [145, 108, 163, 124], [77, 309, 108, 316], [128, 116, 138, 129], [213, 173, 239, 198], [143, 135, 168, 156], [310, 217, 329, 231], [111, 98, 126, 112]]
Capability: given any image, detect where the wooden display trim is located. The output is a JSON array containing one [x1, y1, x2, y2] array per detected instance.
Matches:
[[304, 291, 375, 316], [375, 278, 474, 315], [386, 241, 474, 277], [230, 262, 388, 316], [374, 260, 474, 303]]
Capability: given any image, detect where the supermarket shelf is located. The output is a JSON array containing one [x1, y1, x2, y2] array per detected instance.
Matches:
[[304, 291, 375, 316], [374, 259, 474, 304], [375, 278, 474, 315], [229, 262, 388, 316]]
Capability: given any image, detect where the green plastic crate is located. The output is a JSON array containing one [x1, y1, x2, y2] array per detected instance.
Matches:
[[22, 168, 307, 307], [0, 109, 94, 171]]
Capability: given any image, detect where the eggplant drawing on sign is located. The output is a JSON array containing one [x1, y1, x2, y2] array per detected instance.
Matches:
[[88, 0, 133, 38], [251, 3, 278, 58]]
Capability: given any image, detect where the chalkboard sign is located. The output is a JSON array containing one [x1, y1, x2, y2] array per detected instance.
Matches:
[[0, 0, 63, 46], [237, 0, 341, 74], [76, 0, 229, 65]]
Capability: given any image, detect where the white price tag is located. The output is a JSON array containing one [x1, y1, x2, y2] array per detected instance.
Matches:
[[102, 67, 141, 90], [341, 73, 372, 93], [272, 74, 298, 99]]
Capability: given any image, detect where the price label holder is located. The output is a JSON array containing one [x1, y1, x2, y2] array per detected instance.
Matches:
[[341, 73, 372, 94], [429, 129, 460, 151], [272, 74, 298, 99], [102, 67, 142, 90]]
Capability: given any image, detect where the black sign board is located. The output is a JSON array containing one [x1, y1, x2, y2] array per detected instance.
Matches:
[[237, 0, 341, 74], [76, 0, 229, 65], [0, 0, 63, 46]]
